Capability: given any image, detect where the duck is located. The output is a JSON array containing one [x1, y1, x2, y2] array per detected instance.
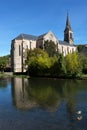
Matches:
[[77, 115, 82, 121], [76, 110, 82, 114]]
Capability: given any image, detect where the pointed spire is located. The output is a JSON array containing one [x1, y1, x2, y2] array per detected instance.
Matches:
[[66, 12, 72, 31], [64, 12, 74, 44]]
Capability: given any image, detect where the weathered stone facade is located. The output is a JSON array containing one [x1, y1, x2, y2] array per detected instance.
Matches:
[[11, 15, 77, 73], [11, 34, 37, 72], [58, 41, 76, 56], [36, 31, 59, 49]]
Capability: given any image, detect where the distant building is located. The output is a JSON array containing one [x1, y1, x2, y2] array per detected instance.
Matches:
[[11, 14, 77, 73]]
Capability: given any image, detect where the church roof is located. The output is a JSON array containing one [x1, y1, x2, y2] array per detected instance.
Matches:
[[14, 33, 38, 41], [37, 32, 47, 39], [59, 40, 76, 47], [37, 31, 58, 41]]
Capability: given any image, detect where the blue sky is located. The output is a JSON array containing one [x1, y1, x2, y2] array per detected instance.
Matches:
[[0, 0, 87, 56]]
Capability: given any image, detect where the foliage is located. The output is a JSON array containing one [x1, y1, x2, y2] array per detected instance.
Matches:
[[24, 47, 87, 78], [80, 55, 87, 74], [0, 55, 10, 71], [49, 57, 58, 76], [65, 53, 82, 76], [44, 40, 58, 57], [50, 54, 66, 77], [25, 48, 51, 76], [57, 54, 66, 75], [77, 45, 84, 52]]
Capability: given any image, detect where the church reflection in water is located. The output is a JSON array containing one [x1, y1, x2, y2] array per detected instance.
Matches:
[[11, 78, 37, 110]]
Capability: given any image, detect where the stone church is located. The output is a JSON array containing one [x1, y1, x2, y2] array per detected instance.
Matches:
[[11, 14, 77, 73]]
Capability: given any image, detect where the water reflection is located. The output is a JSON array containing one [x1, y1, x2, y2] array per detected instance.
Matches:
[[0, 77, 10, 88], [0, 77, 87, 130], [11, 78, 80, 112], [11, 78, 61, 111], [11, 78, 37, 110], [11, 77, 87, 127]]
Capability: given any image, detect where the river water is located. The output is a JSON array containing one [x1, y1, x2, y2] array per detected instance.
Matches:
[[0, 77, 87, 130]]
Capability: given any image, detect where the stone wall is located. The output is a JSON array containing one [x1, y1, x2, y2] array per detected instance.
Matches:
[[58, 44, 77, 56], [11, 39, 36, 73]]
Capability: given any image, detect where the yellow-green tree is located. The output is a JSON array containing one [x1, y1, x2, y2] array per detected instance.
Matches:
[[65, 53, 81, 76], [25, 48, 52, 76]]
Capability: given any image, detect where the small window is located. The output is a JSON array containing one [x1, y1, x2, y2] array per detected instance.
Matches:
[[19, 45, 21, 56], [70, 33, 72, 38]]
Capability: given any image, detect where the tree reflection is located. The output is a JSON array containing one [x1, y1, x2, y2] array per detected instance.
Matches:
[[11, 77, 84, 115], [26, 83, 61, 112], [11, 78, 61, 111], [0, 77, 10, 88]]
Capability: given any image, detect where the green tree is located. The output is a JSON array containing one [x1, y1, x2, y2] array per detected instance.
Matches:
[[80, 55, 87, 74], [65, 53, 81, 76], [77, 45, 84, 52], [44, 40, 58, 57], [57, 54, 66, 75], [0, 55, 10, 71], [50, 54, 66, 77], [49, 56, 58, 76]]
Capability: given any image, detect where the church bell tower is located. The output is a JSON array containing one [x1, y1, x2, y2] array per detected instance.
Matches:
[[64, 13, 74, 45]]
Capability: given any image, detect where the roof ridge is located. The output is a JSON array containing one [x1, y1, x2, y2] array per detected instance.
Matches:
[[14, 33, 38, 41]]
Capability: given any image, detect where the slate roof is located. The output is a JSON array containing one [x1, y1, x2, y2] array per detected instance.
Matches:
[[37, 33, 47, 39], [14, 33, 38, 41], [59, 40, 76, 47], [37, 31, 58, 41]]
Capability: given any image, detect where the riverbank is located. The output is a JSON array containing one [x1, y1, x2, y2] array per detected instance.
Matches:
[[0, 72, 13, 77], [0, 72, 29, 78], [78, 74, 87, 80], [0, 72, 87, 80]]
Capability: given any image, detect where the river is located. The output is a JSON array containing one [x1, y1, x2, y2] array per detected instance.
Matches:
[[0, 77, 87, 130]]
